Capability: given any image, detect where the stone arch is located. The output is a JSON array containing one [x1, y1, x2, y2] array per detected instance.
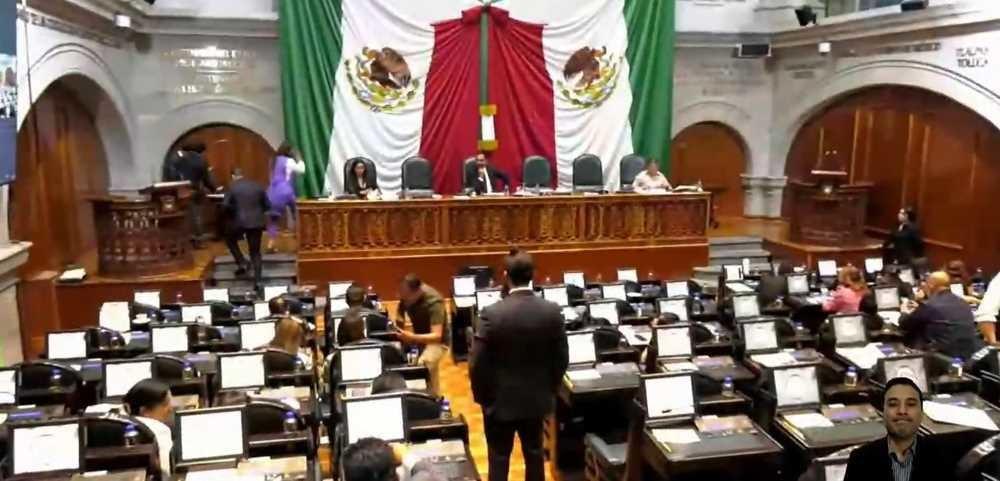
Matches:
[[673, 101, 758, 174]]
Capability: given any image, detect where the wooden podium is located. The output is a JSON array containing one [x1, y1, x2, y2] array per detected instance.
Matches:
[[90, 181, 195, 276], [788, 171, 872, 246]]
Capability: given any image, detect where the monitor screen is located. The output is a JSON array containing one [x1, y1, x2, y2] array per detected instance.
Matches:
[[476, 290, 503, 310], [567, 332, 597, 365], [47, 331, 87, 360], [875, 287, 901, 310], [723, 265, 743, 281], [181, 304, 213, 325], [151, 325, 189, 353], [898, 268, 916, 286], [883, 356, 928, 393], [329, 281, 353, 299], [644, 374, 695, 418], [98, 302, 131, 333], [787, 274, 810, 296], [950, 283, 965, 297], [543, 286, 569, 307], [0, 368, 15, 404], [218, 353, 266, 390], [617, 268, 638, 283], [732, 294, 760, 319], [665, 281, 689, 298], [655, 326, 692, 358], [133, 290, 160, 309], [103, 360, 152, 399], [602, 283, 627, 302], [561, 306, 579, 321], [563, 271, 585, 288], [239, 321, 276, 351], [177, 408, 245, 463], [11, 421, 81, 475], [588, 301, 619, 325], [263, 285, 289, 302], [203, 288, 229, 303], [832, 315, 866, 345], [344, 395, 406, 444], [329, 298, 350, 313], [864, 257, 884, 275], [340, 346, 384, 382], [774, 365, 820, 408], [253, 301, 270, 320], [657, 298, 688, 322], [453, 276, 476, 297], [817, 260, 838, 278], [742, 321, 778, 352]]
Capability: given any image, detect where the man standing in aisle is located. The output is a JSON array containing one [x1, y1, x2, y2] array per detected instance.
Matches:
[[396, 274, 448, 395], [222, 169, 269, 290], [470, 251, 568, 481]]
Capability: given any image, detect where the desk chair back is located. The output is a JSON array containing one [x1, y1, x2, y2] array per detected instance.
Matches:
[[462, 157, 478, 191], [343, 157, 378, 192], [402, 156, 434, 191], [619, 154, 645, 189], [17, 361, 82, 407], [523, 155, 552, 188], [403, 391, 442, 421], [572, 154, 603, 192]]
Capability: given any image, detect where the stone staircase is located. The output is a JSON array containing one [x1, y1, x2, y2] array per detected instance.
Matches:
[[210, 253, 297, 292], [693, 236, 772, 294]]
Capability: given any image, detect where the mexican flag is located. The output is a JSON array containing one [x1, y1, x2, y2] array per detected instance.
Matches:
[[281, 0, 674, 197]]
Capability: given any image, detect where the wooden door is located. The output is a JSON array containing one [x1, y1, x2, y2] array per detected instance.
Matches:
[[168, 124, 275, 189], [670, 122, 747, 218]]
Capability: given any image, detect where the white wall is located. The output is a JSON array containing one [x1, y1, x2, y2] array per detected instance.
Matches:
[[151, 0, 278, 19]]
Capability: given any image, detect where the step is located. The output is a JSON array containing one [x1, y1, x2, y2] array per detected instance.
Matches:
[[708, 236, 763, 250], [709, 248, 771, 260], [215, 277, 297, 290], [213, 266, 297, 281], [214, 253, 297, 266], [709, 256, 771, 267], [214, 261, 296, 276]]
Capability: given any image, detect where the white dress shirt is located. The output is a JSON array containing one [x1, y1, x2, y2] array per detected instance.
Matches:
[[976, 273, 1000, 323], [632, 171, 672, 191], [136, 416, 173, 479], [478, 168, 493, 194]]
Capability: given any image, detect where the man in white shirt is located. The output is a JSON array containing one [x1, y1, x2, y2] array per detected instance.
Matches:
[[975, 272, 1000, 344], [631, 158, 672, 192]]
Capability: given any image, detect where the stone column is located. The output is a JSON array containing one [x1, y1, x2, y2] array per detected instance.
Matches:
[[742, 175, 787, 218], [0, 186, 31, 365]]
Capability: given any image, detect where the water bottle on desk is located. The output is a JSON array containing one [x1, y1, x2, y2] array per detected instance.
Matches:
[[950, 357, 964, 378], [845, 367, 858, 387], [182, 362, 195, 380], [283, 411, 298, 434], [441, 399, 452, 419], [972, 269, 987, 297], [721, 376, 735, 397], [692, 293, 704, 315], [123, 423, 139, 447], [407, 347, 419, 366]]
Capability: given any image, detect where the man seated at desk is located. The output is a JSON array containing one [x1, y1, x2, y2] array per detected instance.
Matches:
[[342, 437, 447, 481], [899, 271, 983, 360], [844, 377, 953, 481], [465, 153, 511, 195], [631, 157, 672, 192], [338, 283, 374, 346], [123, 379, 175, 480]]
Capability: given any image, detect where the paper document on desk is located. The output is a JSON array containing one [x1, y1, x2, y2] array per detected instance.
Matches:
[[785, 413, 835, 429], [619, 326, 649, 347], [185, 469, 259, 481], [836, 345, 885, 370], [454, 296, 476, 308], [879, 310, 902, 326], [751, 352, 799, 368], [652, 428, 700, 445], [566, 369, 601, 382], [663, 362, 698, 373], [924, 401, 1000, 431], [825, 464, 847, 481]]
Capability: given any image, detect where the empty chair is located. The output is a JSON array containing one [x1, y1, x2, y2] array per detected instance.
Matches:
[[572, 154, 604, 192], [362, 312, 392, 334], [342, 156, 378, 192], [461, 156, 479, 192], [618, 154, 646, 190], [16, 361, 82, 411], [246, 399, 313, 457], [403, 391, 442, 421], [153, 354, 205, 400], [522, 155, 552, 189], [263, 348, 309, 387], [401, 156, 434, 198], [84, 415, 158, 474]]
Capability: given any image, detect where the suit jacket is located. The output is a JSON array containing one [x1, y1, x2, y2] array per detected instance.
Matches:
[[465, 164, 511, 194], [223, 178, 270, 230], [884, 222, 925, 265], [470, 290, 568, 421], [164, 151, 216, 193], [900, 291, 983, 359], [844, 436, 956, 481]]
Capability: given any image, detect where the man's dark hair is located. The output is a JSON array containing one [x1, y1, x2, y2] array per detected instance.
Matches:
[[341, 437, 398, 481], [505, 251, 534, 287], [884, 376, 923, 403], [401, 274, 422, 292], [269, 296, 289, 315], [902, 206, 918, 224], [346, 283, 367, 307], [123, 379, 170, 416]]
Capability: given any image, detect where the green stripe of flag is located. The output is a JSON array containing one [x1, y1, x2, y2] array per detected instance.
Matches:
[[624, 0, 675, 173]]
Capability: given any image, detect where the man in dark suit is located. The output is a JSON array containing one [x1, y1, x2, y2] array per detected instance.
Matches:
[[900, 271, 983, 360], [222, 169, 269, 289], [844, 377, 955, 481], [163, 142, 219, 246], [470, 251, 568, 481], [464, 153, 511, 195]]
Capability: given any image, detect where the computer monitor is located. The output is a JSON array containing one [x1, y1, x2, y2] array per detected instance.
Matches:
[[328, 297, 350, 314], [46, 331, 88, 360], [875, 286, 901, 310], [1, 367, 16, 405], [655, 325, 693, 358], [98, 301, 132, 333], [101, 359, 153, 399], [832, 314, 867, 346], [563, 271, 585, 289], [338, 345, 384, 383], [452, 276, 476, 297], [587, 300, 619, 325], [263, 285, 289, 302], [176, 406, 247, 464], [181, 303, 213, 325], [880, 355, 928, 393], [950, 283, 966, 297], [542, 286, 569, 307], [642, 372, 696, 419], [567, 331, 597, 365], [602, 283, 627, 302], [239, 320, 277, 351], [817, 260, 838, 278], [343, 393, 407, 444], [476, 288, 503, 310], [9, 419, 83, 476], [787, 274, 810, 296], [864, 257, 884, 275], [740, 319, 779, 353], [665, 281, 689, 298], [203, 287, 229, 303], [898, 267, 916, 286], [617, 268, 638, 283], [217, 352, 266, 391], [657, 297, 688, 322], [329, 281, 354, 299], [723, 265, 743, 281], [561, 306, 579, 322], [732, 293, 760, 319], [150, 324, 190, 353], [133, 290, 160, 309], [772, 364, 821, 408]]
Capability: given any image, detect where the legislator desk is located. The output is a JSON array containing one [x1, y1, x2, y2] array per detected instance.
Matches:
[[297, 192, 710, 294]]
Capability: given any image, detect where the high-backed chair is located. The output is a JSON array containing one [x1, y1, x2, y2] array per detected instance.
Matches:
[[153, 354, 206, 399], [84, 415, 158, 475], [403, 391, 443, 421], [363, 312, 392, 335], [342, 156, 378, 192], [619, 154, 646, 191], [16, 361, 82, 411], [572, 154, 604, 192], [246, 399, 313, 457], [462, 156, 479, 192], [263, 348, 310, 387], [522, 155, 552, 189], [401, 156, 434, 198]]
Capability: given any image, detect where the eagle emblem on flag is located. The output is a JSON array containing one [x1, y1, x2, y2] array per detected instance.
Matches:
[[556, 46, 622, 109], [345, 47, 421, 113]]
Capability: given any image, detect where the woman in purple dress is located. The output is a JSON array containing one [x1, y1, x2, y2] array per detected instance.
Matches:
[[266, 142, 306, 252]]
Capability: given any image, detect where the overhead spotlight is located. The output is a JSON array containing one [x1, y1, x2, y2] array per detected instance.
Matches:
[[795, 5, 818, 27], [900, 0, 928, 11]]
